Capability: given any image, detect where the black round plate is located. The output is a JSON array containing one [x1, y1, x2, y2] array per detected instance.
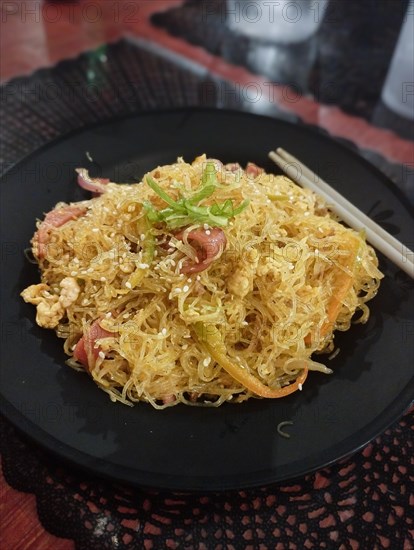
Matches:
[[1, 109, 413, 491]]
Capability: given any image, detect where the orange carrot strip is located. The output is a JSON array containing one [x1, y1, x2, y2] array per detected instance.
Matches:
[[305, 235, 360, 345], [194, 322, 308, 398]]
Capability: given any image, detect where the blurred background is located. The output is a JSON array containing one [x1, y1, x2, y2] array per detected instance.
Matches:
[[1, 0, 413, 202]]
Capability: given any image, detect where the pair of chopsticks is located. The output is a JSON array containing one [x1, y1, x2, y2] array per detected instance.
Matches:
[[268, 148, 414, 279]]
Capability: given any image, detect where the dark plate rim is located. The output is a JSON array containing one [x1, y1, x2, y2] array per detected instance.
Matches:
[[1, 107, 413, 491], [1, 387, 413, 492], [1, 107, 413, 216]]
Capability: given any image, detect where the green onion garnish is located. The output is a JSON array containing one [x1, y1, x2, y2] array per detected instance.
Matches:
[[144, 162, 249, 229]]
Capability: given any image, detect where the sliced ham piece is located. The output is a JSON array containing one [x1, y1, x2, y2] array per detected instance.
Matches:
[[34, 205, 87, 259], [73, 319, 112, 371], [162, 394, 177, 405], [174, 227, 227, 274], [76, 168, 110, 194], [225, 162, 242, 172], [245, 162, 264, 178]]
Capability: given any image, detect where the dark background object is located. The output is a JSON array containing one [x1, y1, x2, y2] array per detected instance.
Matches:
[[152, 0, 411, 137]]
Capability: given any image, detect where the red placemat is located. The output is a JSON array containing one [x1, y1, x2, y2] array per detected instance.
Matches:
[[1, 409, 413, 549]]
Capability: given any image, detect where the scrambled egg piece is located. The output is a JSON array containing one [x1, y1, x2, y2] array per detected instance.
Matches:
[[257, 257, 282, 279], [21, 277, 80, 328], [227, 248, 259, 298], [59, 277, 81, 308]]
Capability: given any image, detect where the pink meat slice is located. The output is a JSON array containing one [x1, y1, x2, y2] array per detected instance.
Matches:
[[245, 162, 264, 177], [174, 227, 227, 274], [34, 205, 87, 259], [73, 319, 112, 370], [76, 168, 110, 194]]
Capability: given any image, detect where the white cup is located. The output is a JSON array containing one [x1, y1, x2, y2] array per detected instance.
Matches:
[[381, 1, 414, 119], [227, 0, 329, 44]]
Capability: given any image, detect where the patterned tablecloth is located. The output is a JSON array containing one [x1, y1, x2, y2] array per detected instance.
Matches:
[[1, 2, 413, 549]]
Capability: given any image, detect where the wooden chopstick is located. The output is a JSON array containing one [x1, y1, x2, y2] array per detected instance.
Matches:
[[268, 148, 414, 278]]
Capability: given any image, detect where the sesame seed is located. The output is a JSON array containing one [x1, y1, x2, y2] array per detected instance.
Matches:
[[175, 288, 182, 293], [98, 351, 105, 360], [167, 248, 174, 254], [140, 234, 146, 241], [123, 313, 130, 319], [266, 199, 271, 204], [182, 344, 188, 350], [183, 285, 189, 292], [203, 223, 209, 230], [125, 282, 132, 289], [73, 258, 80, 264], [205, 230, 211, 235], [105, 312, 112, 318], [87, 268, 94, 273], [196, 275, 201, 281], [242, 321, 248, 326], [82, 299, 88, 305], [203, 357, 211, 367], [92, 228, 99, 233], [138, 263, 149, 269], [179, 273, 184, 278], [71, 271, 77, 276], [161, 328, 167, 336], [81, 270, 87, 275], [298, 383, 303, 391], [100, 276, 106, 282], [187, 278, 192, 283]]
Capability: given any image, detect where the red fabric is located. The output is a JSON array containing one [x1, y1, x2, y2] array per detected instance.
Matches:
[[0, 461, 74, 550], [1, 410, 413, 548], [0, 0, 184, 82]]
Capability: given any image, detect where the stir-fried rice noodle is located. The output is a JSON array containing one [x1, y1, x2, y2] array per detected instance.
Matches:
[[21, 155, 383, 408]]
